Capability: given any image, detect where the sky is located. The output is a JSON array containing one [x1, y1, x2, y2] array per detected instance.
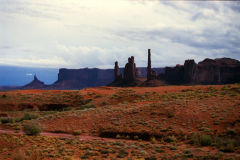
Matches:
[[0, 0, 240, 69]]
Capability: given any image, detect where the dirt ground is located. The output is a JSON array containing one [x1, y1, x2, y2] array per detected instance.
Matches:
[[0, 84, 240, 159]]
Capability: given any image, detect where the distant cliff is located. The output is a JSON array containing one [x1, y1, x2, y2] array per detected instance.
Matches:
[[163, 58, 240, 84], [45, 67, 164, 90], [21, 56, 240, 90]]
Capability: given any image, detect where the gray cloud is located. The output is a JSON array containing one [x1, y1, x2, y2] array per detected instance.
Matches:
[[0, 0, 239, 68]]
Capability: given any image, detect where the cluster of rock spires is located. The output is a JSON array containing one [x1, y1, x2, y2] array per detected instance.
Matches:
[[109, 49, 164, 87], [22, 49, 240, 89], [111, 56, 142, 86], [110, 49, 240, 87]]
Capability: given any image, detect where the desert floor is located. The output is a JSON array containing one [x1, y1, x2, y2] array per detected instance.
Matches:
[[0, 84, 240, 159]]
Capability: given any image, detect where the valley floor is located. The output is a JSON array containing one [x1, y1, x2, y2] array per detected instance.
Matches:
[[0, 84, 240, 159]]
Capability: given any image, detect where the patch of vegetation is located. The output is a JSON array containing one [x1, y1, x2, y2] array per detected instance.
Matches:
[[116, 149, 128, 158], [77, 104, 96, 110], [72, 130, 82, 136], [1, 117, 14, 124], [192, 134, 212, 146], [23, 123, 42, 136], [21, 113, 39, 121]]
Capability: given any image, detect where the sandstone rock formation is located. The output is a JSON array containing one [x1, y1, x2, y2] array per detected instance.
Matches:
[[184, 60, 197, 83], [22, 74, 47, 89], [141, 49, 165, 87], [110, 49, 165, 87], [147, 49, 157, 81], [114, 61, 122, 81], [49, 68, 114, 90], [163, 65, 184, 84], [109, 56, 143, 87], [123, 56, 138, 82], [163, 58, 240, 84]]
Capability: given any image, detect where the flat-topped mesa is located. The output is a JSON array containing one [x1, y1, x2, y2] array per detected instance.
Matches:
[[114, 61, 122, 81], [147, 49, 157, 81], [123, 56, 138, 82]]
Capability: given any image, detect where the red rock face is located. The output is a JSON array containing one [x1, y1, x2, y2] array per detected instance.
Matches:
[[164, 58, 240, 84], [52, 68, 115, 89], [184, 59, 197, 83]]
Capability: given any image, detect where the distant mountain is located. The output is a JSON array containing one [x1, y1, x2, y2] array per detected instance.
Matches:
[[0, 66, 58, 86]]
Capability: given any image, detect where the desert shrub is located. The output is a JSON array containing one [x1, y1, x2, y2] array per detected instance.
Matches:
[[168, 146, 177, 150], [23, 123, 41, 136], [226, 128, 237, 137], [165, 135, 176, 143], [73, 130, 81, 136], [22, 113, 39, 121], [77, 104, 96, 110], [167, 112, 174, 118], [116, 134, 121, 139], [101, 101, 108, 106], [200, 135, 212, 146], [62, 107, 72, 111], [1, 117, 14, 124], [116, 149, 128, 158], [182, 149, 194, 158], [2, 94, 7, 98], [192, 134, 212, 146], [15, 117, 23, 122], [150, 136, 156, 143], [220, 142, 234, 153], [15, 126, 21, 130]]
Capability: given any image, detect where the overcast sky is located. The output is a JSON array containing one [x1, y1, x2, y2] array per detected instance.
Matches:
[[0, 0, 240, 69]]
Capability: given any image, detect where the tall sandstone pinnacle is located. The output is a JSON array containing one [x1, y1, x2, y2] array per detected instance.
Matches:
[[147, 49, 151, 80], [114, 61, 122, 81], [147, 49, 157, 81]]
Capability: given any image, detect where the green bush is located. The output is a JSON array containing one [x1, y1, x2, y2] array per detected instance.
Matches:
[[73, 130, 81, 136], [192, 134, 212, 146], [220, 142, 234, 153], [200, 135, 212, 146], [1, 117, 14, 124], [23, 123, 41, 136], [77, 104, 96, 110], [21, 113, 39, 121]]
